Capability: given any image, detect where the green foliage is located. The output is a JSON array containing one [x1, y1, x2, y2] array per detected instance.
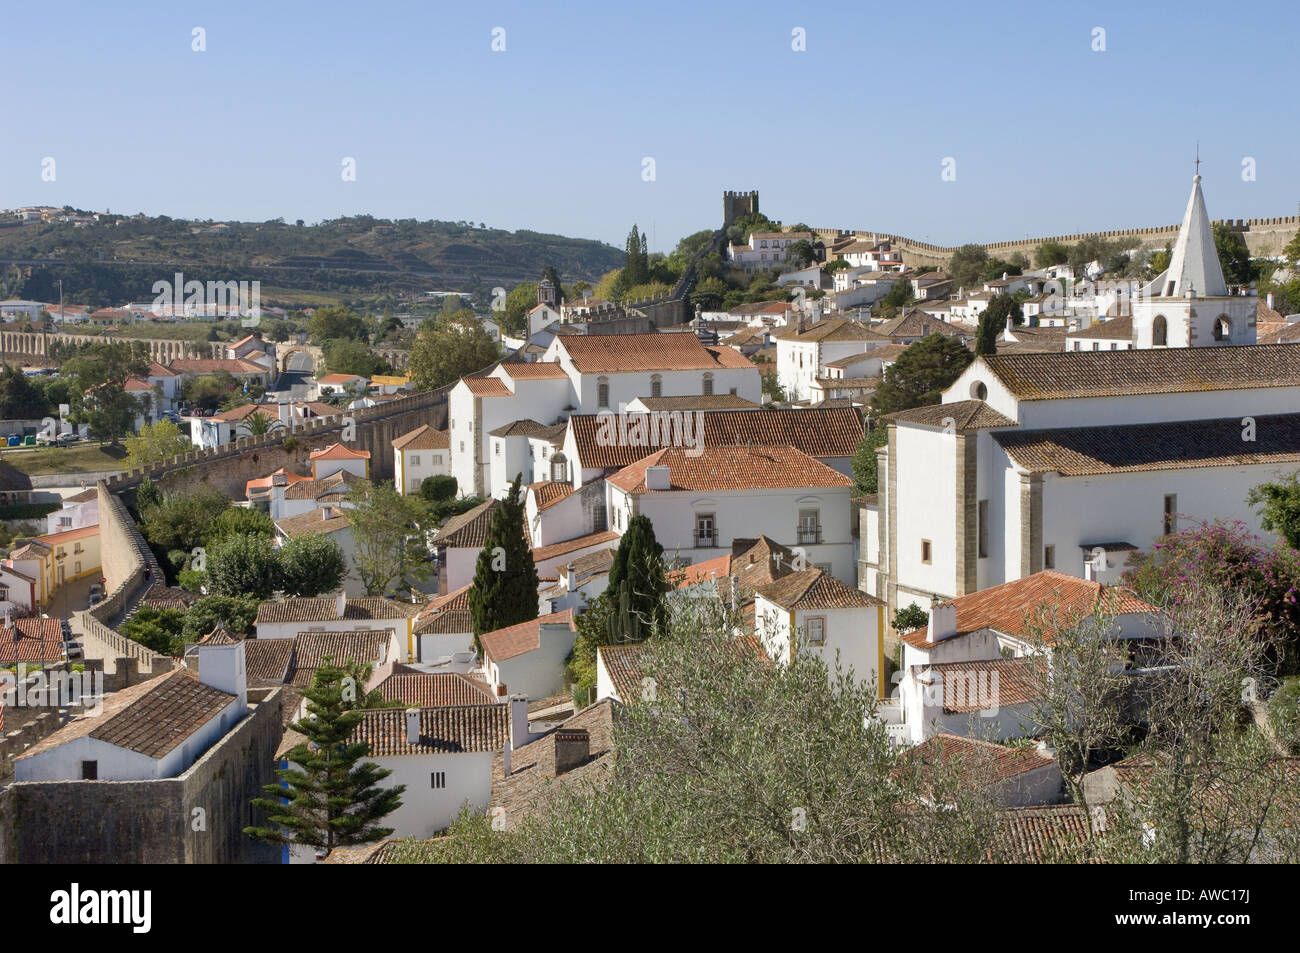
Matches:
[[976, 293, 1022, 356], [206, 532, 280, 599], [880, 279, 915, 310], [868, 335, 974, 416], [408, 309, 501, 391], [124, 418, 189, 469], [238, 411, 282, 437], [277, 533, 349, 597], [245, 660, 404, 854], [622, 225, 650, 288], [0, 502, 58, 521], [323, 337, 389, 378], [122, 606, 188, 656], [181, 594, 261, 642], [784, 239, 816, 268], [1033, 240, 1070, 268], [1212, 222, 1253, 285], [182, 372, 239, 412], [947, 244, 989, 289], [1271, 678, 1300, 753], [346, 481, 433, 596], [893, 603, 929, 634], [1149, 243, 1172, 274], [139, 486, 230, 557], [0, 365, 52, 418], [1247, 471, 1300, 549], [63, 341, 150, 445], [207, 506, 276, 543], [468, 475, 538, 651], [307, 305, 370, 344], [502, 282, 539, 335], [851, 424, 887, 495], [419, 474, 458, 503]]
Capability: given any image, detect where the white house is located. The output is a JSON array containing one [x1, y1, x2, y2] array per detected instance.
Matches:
[[254, 594, 420, 660], [753, 569, 885, 693], [412, 585, 475, 663], [480, 610, 576, 700], [273, 506, 366, 596], [310, 442, 370, 481], [393, 424, 451, 496], [46, 488, 98, 535], [774, 318, 890, 403], [727, 231, 814, 271]]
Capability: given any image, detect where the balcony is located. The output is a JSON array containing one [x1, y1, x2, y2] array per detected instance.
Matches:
[[694, 532, 717, 549], [797, 527, 823, 546]]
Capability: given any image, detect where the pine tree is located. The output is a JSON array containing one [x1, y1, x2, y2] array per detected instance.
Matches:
[[468, 474, 539, 652], [607, 514, 668, 642], [245, 660, 404, 856]]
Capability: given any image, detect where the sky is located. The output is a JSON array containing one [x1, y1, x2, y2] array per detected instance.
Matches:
[[4, 0, 1299, 254]]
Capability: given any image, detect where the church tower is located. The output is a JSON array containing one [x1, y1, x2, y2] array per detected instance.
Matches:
[[1131, 171, 1256, 348]]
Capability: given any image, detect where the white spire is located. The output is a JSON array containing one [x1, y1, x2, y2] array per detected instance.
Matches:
[[1150, 173, 1228, 298]]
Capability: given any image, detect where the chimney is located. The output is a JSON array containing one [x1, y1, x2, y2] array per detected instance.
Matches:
[[278, 401, 290, 425], [927, 602, 957, 642], [508, 694, 529, 751], [198, 639, 248, 712], [1267, 292, 1275, 310], [554, 727, 590, 775], [336, 590, 346, 618], [272, 470, 287, 487], [321, 505, 334, 520], [565, 561, 577, 591], [645, 465, 671, 491], [1005, 313, 1014, 334], [405, 708, 420, 746]]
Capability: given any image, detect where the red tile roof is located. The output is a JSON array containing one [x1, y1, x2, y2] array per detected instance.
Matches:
[[499, 361, 569, 380], [754, 569, 882, 610], [556, 332, 756, 373], [608, 445, 851, 493], [310, 442, 370, 460], [374, 672, 496, 707], [461, 376, 512, 397], [480, 610, 573, 662], [911, 658, 1044, 712], [392, 424, 450, 451], [0, 617, 66, 664], [88, 668, 234, 758], [353, 704, 509, 756], [530, 531, 619, 563], [906, 731, 1055, 781], [527, 481, 574, 511]]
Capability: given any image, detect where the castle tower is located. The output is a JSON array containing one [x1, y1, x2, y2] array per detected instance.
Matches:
[[537, 277, 558, 308], [1131, 172, 1256, 348], [723, 190, 759, 228]]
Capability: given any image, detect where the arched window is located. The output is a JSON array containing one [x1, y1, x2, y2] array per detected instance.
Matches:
[[1213, 316, 1231, 342], [1152, 315, 1168, 347], [650, 374, 662, 398], [970, 380, 988, 400], [597, 376, 610, 408], [550, 452, 567, 482], [702, 373, 714, 396]]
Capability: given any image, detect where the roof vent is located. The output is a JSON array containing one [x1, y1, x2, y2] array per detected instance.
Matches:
[[645, 465, 671, 491]]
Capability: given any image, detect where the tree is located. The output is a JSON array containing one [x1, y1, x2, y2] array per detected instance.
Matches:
[[181, 594, 261, 642], [322, 337, 387, 378], [206, 506, 276, 544], [139, 487, 230, 558], [868, 335, 974, 416], [623, 225, 649, 288], [206, 532, 280, 599], [606, 514, 668, 643], [468, 475, 538, 651], [408, 309, 501, 391], [785, 240, 816, 268], [64, 341, 150, 446], [307, 305, 369, 344], [1212, 222, 1253, 286], [0, 365, 51, 419], [122, 606, 187, 656], [183, 372, 239, 413], [851, 423, 887, 495], [880, 279, 915, 311], [419, 474, 458, 503], [975, 293, 1022, 355], [278, 533, 348, 597], [1033, 240, 1070, 268], [245, 660, 404, 857], [948, 244, 989, 289], [238, 411, 283, 438], [501, 282, 539, 335], [541, 265, 565, 304], [892, 603, 928, 634], [1149, 243, 1172, 275], [1247, 471, 1300, 549], [346, 481, 433, 596], [124, 419, 190, 469]]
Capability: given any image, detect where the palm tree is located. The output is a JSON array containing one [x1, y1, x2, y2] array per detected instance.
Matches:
[[239, 411, 284, 438]]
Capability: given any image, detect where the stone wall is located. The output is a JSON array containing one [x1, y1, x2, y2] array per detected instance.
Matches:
[[0, 330, 221, 366], [0, 687, 283, 864]]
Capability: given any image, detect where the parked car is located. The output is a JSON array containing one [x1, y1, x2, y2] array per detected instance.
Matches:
[[65, 640, 83, 659]]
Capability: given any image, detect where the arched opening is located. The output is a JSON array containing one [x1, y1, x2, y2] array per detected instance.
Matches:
[[650, 374, 662, 398], [969, 380, 988, 400], [597, 377, 610, 409], [1152, 315, 1168, 347], [550, 451, 568, 483], [1213, 315, 1231, 342]]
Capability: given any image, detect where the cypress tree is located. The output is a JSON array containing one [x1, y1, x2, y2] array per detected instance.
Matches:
[[245, 660, 404, 856], [469, 474, 539, 652], [607, 514, 668, 642]]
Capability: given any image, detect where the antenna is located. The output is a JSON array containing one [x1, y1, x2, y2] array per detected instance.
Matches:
[[1194, 142, 1201, 177]]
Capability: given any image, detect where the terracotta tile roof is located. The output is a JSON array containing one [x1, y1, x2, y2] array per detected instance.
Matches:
[[197, 624, 239, 645], [1258, 322, 1300, 344], [926, 570, 1154, 643], [979, 344, 1300, 400], [0, 617, 67, 664], [556, 332, 756, 373], [527, 481, 574, 511], [289, 629, 393, 687], [887, 399, 1018, 432], [596, 645, 646, 702], [413, 586, 472, 637], [755, 569, 882, 610], [911, 657, 1044, 712], [906, 732, 1055, 783], [170, 358, 266, 375], [632, 394, 761, 411], [491, 699, 616, 828], [671, 553, 732, 589], [1067, 315, 1135, 340], [489, 419, 552, 438], [246, 467, 313, 496], [392, 424, 450, 451], [35, 524, 99, 546], [244, 638, 295, 683], [995, 412, 1300, 476], [8, 539, 51, 560], [774, 318, 888, 343], [88, 668, 234, 759], [433, 499, 500, 548], [310, 442, 370, 460], [480, 610, 573, 663], [355, 704, 509, 756], [63, 488, 99, 503], [499, 361, 569, 380], [274, 507, 351, 539], [608, 445, 851, 494], [255, 596, 418, 625], [282, 469, 366, 500], [568, 407, 863, 469], [18, 669, 175, 759], [461, 376, 512, 397], [825, 351, 879, 370], [874, 310, 969, 340], [374, 672, 496, 707], [318, 373, 368, 385], [991, 805, 1099, 863], [530, 530, 619, 563]]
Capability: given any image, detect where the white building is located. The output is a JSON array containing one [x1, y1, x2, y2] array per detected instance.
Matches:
[[773, 318, 890, 403], [480, 610, 576, 700], [393, 424, 451, 496], [46, 488, 98, 535], [253, 594, 420, 660], [727, 231, 814, 271]]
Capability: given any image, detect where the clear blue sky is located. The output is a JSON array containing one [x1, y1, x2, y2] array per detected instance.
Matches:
[[4, 0, 1297, 253]]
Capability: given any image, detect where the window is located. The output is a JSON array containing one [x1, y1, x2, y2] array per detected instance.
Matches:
[[921, 539, 932, 564], [1044, 545, 1055, 570], [430, 771, 446, 789], [970, 380, 988, 400], [729, 387, 737, 396], [650, 375, 662, 398], [977, 500, 989, 558], [593, 504, 608, 532], [60, 517, 72, 528], [410, 455, 420, 466], [597, 377, 610, 408], [695, 513, 716, 548], [702, 373, 714, 396], [81, 761, 98, 780], [459, 441, 465, 453], [1163, 494, 1177, 535], [806, 616, 826, 645], [1152, 315, 1168, 346], [75, 561, 81, 574], [494, 442, 501, 456], [431, 454, 442, 464], [797, 508, 820, 545], [0, 587, 7, 601], [1213, 316, 1231, 341]]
